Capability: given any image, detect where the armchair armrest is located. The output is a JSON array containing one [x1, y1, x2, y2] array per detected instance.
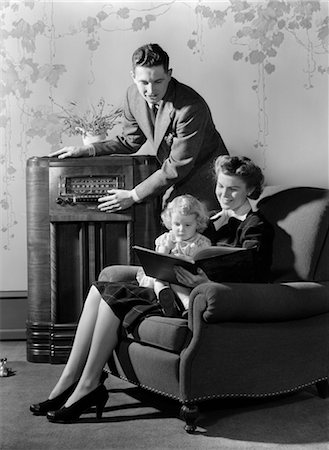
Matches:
[[98, 265, 140, 282], [189, 281, 329, 323]]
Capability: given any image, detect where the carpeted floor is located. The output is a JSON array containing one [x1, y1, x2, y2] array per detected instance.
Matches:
[[0, 361, 328, 450]]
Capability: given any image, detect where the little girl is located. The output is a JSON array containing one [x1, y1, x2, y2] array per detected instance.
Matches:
[[136, 194, 211, 317]]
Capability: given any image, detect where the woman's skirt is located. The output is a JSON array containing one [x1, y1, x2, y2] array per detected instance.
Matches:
[[92, 281, 163, 331]]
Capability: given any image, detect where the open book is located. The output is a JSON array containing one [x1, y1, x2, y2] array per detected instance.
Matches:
[[133, 245, 254, 285]]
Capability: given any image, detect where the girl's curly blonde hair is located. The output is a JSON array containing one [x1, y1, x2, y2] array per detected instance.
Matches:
[[161, 194, 209, 233]]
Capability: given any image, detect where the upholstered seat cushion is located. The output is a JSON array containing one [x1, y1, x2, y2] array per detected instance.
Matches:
[[127, 316, 190, 353]]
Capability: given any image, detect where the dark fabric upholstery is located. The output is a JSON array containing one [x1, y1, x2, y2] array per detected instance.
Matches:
[[256, 187, 329, 282], [127, 316, 190, 353], [98, 265, 139, 283], [180, 312, 329, 401], [111, 341, 181, 399], [191, 281, 329, 323]]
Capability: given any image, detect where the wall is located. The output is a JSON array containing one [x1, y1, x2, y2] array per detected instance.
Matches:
[[0, 1, 328, 326]]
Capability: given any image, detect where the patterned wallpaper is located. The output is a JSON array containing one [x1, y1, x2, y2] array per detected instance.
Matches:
[[0, 0, 328, 290]]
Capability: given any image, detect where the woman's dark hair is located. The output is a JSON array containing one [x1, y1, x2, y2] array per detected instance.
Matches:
[[214, 155, 264, 200], [132, 43, 169, 73]]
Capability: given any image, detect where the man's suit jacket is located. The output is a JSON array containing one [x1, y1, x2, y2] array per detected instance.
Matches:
[[93, 78, 228, 210]]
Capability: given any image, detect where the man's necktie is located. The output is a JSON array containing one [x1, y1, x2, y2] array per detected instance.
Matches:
[[151, 104, 158, 124]]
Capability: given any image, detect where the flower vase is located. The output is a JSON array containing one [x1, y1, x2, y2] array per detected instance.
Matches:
[[82, 133, 107, 146]]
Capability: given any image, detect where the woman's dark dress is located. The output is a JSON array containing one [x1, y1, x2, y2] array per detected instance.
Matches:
[[203, 210, 274, 282], [92, 281, 162, 331], [93, 210, 273, 330]]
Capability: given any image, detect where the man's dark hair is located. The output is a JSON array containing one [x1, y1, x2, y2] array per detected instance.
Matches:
[[132, 44, 169, 72]]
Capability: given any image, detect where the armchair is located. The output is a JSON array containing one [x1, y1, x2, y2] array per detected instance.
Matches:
[[99, 186, 329, 432]]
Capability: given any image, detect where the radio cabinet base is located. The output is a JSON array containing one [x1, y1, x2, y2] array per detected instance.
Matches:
[[26, 321, 77, 363]]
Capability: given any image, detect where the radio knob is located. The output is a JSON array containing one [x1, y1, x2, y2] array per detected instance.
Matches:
[[56, 197, 65, 206]]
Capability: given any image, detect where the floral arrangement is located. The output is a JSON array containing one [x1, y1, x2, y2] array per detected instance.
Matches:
[[50, 97, 123, 138]]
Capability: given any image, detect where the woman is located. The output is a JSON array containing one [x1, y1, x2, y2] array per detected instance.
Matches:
[[175, 154, 273, 286], [30, 155, 273, 423]]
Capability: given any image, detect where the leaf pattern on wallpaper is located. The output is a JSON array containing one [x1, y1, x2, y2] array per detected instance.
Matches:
[[38, 64, 67, 87], [0, 2, 62, 248], [188, 1, 328, 150]]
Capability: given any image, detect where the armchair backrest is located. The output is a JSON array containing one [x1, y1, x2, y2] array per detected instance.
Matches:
[[256, 186, 329, 282]]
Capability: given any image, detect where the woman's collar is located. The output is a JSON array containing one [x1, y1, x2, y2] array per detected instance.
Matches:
[[210, 200, 252, 222]]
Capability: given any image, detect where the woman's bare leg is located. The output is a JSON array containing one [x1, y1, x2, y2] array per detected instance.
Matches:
[[48, 285, 102, 399], [64, 299, 120, 406]]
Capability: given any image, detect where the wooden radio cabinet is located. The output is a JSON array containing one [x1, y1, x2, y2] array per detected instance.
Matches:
[[26, 155, 160, 363]]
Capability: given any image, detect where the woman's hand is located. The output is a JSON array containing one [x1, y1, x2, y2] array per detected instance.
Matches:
[[174, 266, 210, 288], [98, 189, 135, 212]]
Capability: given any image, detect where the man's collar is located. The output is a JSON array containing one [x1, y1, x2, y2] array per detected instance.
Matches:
[[147, 102, 160, 109]]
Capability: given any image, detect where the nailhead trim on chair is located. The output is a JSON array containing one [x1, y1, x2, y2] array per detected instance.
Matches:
[[188, 376, 329, 402], [106, 370, 328, 403]]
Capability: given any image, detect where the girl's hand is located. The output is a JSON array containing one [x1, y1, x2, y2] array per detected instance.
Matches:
[[157, 245, 171, 255], [156, 234, 176, 254], [166, 231, 177, 250], [174, 266, 209, 288]]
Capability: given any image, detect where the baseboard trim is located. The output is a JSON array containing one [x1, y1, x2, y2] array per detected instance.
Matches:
[[0, 291, 27, 298], [0, 292, 28, 341], [0, 329, 26, 340]]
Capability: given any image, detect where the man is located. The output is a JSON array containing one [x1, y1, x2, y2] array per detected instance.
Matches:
[[50, 43, 228, 211]]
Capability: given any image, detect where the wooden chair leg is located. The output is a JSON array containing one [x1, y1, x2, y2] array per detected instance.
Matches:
[[316, 379, 329, 398], [180, 403, 199, 433]]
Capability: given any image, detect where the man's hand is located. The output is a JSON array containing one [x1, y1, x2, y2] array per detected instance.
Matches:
[[174, 266, 209, 288], [48, 145, 93, 159], [98, 189, 135, 212]]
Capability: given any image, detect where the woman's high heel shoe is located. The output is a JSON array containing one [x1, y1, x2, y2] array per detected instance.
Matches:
[[47, 384, 109, 423], [30, 382, 78, 416], [30, 369, 108, 416]]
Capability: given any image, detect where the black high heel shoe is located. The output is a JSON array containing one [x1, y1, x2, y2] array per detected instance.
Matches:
[[47, 384, 109, 423], [30, 369, 108, 416], [30, 382, 78, 416]]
